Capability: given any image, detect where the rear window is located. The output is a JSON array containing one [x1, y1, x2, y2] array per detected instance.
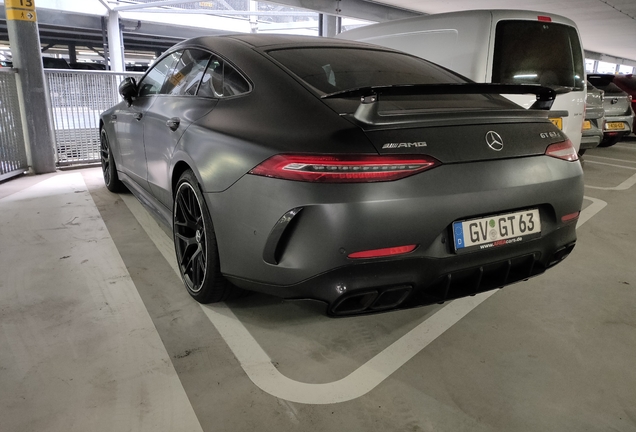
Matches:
[[492, 21, 584, 91], [268, 47, 466, 94]]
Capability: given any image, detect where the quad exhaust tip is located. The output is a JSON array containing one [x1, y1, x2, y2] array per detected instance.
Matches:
[[330, 285, 412, 316]]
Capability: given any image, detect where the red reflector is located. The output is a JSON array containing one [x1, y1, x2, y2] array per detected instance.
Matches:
[[249, 154, 440, 183], [348, 245, 417, 259], [545, 139, 578, 162], [561, 211, 580, 223], [538, 15, 552, 22]]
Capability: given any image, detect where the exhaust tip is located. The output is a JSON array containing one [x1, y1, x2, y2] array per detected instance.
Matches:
[[330, 285, 412, 316]]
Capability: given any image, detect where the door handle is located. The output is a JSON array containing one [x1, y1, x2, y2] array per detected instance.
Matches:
[[133, 113, 143, 121], [166, 117, 180, 131]]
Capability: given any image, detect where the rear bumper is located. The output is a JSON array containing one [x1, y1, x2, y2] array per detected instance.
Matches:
[[603, 114, 634, 135], [581, 117, 604, 150], [206, 155, 583, 313], [228, 230, 577, 316]]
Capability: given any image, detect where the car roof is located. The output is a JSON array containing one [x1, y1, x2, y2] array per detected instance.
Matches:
[[174, 33, 390, 53]]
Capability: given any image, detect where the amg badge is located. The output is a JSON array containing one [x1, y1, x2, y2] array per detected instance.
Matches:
[[382, 142, 427, 149]]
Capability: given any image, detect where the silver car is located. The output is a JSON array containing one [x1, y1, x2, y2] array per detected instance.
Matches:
[[588, 74, 635, 147], [580, 81, 605, 154]]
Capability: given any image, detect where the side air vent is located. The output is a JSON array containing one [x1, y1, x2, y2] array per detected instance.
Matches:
[[262, 207, 303, 265]]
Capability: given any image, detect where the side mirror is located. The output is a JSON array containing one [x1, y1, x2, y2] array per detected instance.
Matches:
[[119, 77, 137, 105]]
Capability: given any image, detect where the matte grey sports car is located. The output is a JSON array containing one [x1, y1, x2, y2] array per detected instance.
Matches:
[[100, 35, 583, 316]]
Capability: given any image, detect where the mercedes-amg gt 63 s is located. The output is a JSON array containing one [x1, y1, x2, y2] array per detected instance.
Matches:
[[100, 35, 583, 316]]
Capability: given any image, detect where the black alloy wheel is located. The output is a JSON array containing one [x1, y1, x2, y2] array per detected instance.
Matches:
[[173, 170, 232, 303], [100, 129, 125, 192]]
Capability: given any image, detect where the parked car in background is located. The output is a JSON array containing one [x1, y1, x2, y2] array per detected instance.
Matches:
[[580, 81, 605, 155], [42, 57, 70, 69], [69, 62, 106, 70], [126, 64, 149, 72], [101, 35, 583, 316], [587, 74, 635, 147], [0, 60, 12, 68], [612, 74, 636, 130]]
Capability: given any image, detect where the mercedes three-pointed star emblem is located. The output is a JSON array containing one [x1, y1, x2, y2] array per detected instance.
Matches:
[[485, 131, 504, 151]]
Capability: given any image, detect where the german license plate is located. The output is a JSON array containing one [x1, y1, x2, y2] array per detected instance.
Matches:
[[549, 118, 562, 129], [606, 122, 625, 130], [453, 209, 541, 253], [582, 120, 591, 130]]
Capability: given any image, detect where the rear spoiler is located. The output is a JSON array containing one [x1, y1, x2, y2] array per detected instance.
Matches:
[[321, 83, 558, 126]]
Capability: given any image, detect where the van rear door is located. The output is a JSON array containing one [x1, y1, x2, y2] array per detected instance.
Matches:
[[488, 17, 586, 151]]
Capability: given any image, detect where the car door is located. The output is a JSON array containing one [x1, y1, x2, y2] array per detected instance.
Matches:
[[114, 52, 181, 192], [143, 49, 219, 208]]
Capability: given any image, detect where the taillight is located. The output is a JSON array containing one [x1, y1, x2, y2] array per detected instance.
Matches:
[[249, 154, 440, 183], [537, 15, 552, 22], [348, 245, 417, 259], [545, 139, 578, 161], [561, 211, 580, 223]]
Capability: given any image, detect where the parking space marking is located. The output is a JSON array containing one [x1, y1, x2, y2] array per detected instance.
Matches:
[[121, 192, 605, 405], [577, 196, 607, 227], [613, 144, 636, 150], [585, 155, 636, 164], [584, 160, 636, 191]]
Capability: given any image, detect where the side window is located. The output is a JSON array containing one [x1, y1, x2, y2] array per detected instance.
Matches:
[[164, 49, 212, 96], [138, 52, 181, 97], [198, 57, 250, 98]]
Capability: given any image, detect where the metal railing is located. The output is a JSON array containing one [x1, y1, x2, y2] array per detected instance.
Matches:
[[45, 69, 143, 166], [0, 69, 28, 181]]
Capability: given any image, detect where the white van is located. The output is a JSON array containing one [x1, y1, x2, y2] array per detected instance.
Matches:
[[338, 10, 586, 151]]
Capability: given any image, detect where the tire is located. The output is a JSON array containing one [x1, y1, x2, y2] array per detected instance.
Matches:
[[173, 169, 233, 303], [598, 135, 621, 148], [100, 129, 126, 192]]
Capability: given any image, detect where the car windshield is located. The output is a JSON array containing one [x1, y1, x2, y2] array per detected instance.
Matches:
[[268, 47, 466, 94], [492, 21, 585, 91]]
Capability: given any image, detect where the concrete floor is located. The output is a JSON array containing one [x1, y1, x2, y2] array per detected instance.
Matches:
[[1, 139, 635, 431]]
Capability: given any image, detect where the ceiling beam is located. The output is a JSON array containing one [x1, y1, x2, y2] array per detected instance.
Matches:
[[115, 9, 318, 17], [266, 0, 420, 21], [114, 0, 203, 12], [97, 0, 112, 11]]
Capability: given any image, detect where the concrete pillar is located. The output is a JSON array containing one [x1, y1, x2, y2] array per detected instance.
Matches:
[[5, 0, 56, 174], [322, 15, 337, 38], [107, 10, 125, 72]]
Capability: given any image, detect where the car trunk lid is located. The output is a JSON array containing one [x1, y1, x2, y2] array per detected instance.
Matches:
[[321, 84, 565, 163]]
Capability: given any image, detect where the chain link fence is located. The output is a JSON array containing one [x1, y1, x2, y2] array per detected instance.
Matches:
[[0, 69, 28, 181], [45, 70, 143, 166]]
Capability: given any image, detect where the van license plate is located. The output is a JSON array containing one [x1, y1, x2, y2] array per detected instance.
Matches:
[[606, 122, 625, 130], [452, 209, 541, 253], [582, 120, 591, 130], [549, 118, 562, 129]]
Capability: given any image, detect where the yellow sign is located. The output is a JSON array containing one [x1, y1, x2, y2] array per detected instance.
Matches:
[[5, 0, 36, 11], [4, 0, 35, 10], [6, 9, 37, 21], [549, 117, 563, 130]]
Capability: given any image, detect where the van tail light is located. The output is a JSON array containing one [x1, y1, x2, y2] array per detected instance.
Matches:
[[545, 139, 578, 161], [537, 15, 552, 22], [348, 245, 417, 259], [249, 154, 440, 183]]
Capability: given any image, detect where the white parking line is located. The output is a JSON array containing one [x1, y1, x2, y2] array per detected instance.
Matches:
[[585, 160, 636, 191], [585, 155, 636, 164], [613, 144, 636, 150], [121, 193, 605, 405]]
